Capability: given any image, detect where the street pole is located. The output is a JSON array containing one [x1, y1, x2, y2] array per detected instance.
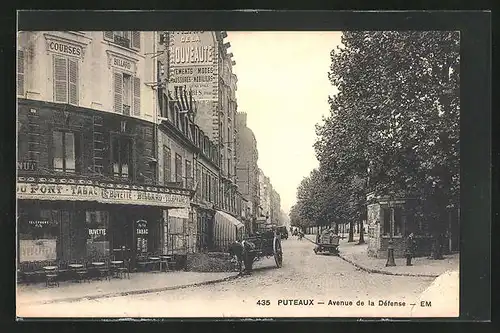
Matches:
[[386, 201, 396, 266]]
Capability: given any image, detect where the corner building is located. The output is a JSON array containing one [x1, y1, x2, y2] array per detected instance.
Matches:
[[16, 31, 192, 272]]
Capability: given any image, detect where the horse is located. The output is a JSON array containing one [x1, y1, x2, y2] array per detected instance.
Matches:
[[228, 240, 257, 275]]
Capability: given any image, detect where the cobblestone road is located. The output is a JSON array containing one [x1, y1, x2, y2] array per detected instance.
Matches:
[[18, 237, 436, 318]]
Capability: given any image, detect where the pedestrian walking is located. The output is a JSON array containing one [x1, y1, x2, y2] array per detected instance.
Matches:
[[405, 233, 416, 266]]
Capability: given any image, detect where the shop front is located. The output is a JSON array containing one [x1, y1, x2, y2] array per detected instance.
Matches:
[[17, 176, 191, 272]]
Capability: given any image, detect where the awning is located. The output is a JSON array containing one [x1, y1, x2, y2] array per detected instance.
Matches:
[[215, 211, 245, 229]]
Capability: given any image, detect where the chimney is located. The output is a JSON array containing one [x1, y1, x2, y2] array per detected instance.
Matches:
[[236, 112, 247, 127]]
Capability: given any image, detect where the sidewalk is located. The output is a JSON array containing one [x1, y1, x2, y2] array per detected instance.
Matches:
[[17, 271, 239, 306], [335, 237, 460, 278]]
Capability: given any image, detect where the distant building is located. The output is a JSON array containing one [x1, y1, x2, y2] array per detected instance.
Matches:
[[235, 112, 260, 233], [270, 189, 281, 226]]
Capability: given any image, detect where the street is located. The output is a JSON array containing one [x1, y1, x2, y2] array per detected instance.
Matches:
[[18, 237, 435, 318]]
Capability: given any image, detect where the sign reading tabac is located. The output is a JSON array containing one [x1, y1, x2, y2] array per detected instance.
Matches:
[[17, 181, 190, 208], [168, 31, 218, 101]]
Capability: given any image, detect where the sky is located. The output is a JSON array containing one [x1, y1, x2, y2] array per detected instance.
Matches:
[[227, 31, 342, 215]]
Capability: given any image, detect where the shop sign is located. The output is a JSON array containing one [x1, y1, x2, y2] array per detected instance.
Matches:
[[88, 228, 107, 236], [17, 181, 190, 208], [111, 56, 135, 73], [19, 239, 57, 262], [136, 220, 148, 235], [47, 39, 83, 58], [18, 161, 38, 171], [168, 31, 218, 101], [17, 183, 100, 202], [28, 220, 56, 228]]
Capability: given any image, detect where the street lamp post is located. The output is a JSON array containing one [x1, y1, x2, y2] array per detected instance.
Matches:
[[385, 202, 396, 267]]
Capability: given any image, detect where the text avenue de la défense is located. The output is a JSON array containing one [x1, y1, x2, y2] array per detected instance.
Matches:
[[256, 299, 432, 307]]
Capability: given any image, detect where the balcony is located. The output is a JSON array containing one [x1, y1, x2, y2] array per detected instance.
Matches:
[[123, 105, 131, 116], [114, 35, 130, 48]]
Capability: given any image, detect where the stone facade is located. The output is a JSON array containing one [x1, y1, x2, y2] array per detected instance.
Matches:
[[270, 189, 281, 226], [235, 112, 260, 232], [366, 195, 434, 258]]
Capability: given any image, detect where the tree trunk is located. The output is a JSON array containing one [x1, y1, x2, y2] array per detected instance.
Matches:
[[348, 220, 355, 242], [430, 192, 446, 260], [358, 220, 365, 244], [334, 223, 339, 234]]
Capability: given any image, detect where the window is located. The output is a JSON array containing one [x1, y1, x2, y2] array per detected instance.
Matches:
[[53, 56, 79, 104], [103, 31, 140, 51], [17, 50, 25, 96], [175, 153, 183, 184], [196, 163, 202, 200], [53, 131, 78, 173], [114, 72, 140, 116], [202, 171, 207, 201], [208, 174, 212, 202], [185, 160, 192, 189], [394, 207, 403, 236], [111, 136, 133, 179], [163, 146, 171, 184], [382, 207, 391, 236]]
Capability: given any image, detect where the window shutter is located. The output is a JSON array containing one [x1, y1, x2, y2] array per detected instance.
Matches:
[[104, 31, 114, 40], [133, 76, 141, 116], [113, 72, 123, 113], [68, 58, 78, 105], [17, 50, 25, 96], [131, 31, 141, 50], [54, 57, 68, 103]]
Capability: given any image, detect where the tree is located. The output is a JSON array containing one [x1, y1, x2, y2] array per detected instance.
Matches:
[[315, 31, 460, 259]]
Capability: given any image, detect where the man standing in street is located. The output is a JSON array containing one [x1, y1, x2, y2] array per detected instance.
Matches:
[[405, 233, 416, 266]]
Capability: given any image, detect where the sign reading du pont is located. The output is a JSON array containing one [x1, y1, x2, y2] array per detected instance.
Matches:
[[17, 179, 190, 208]]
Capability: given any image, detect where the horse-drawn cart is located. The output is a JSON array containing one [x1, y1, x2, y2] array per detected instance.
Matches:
[[313, 232, 340, 255], [229, 229, 283, 274]]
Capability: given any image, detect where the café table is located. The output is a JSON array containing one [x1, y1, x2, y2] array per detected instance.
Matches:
[[110, 260, 124, 278], [43, 266, 57, 270], [68, 264, 86, 282]]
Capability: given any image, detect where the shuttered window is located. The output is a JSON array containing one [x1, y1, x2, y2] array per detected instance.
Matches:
[[185, 160, 192, 189], [131, 31, 141, 50], [114, 72, 140, 116], [133, 76, 141, 115], [113, 72, 123, 113], [163, 146, 171, 183], [53, 56, 79, 104], [68, 59, 78, 104], [17, 50, 25, 96], [103, 31, 140, 51], [175, 153, 183, 184]]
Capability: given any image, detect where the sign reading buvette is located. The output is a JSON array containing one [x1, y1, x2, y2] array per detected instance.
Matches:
[[17, 181, 190, 208]]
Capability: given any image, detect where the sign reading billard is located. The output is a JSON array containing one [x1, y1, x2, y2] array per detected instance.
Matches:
[[111, 56, 135, 73], [17, 181, 190, 208]]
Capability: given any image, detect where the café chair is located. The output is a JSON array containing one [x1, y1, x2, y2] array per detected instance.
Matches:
[[117, 259, 130, 279]]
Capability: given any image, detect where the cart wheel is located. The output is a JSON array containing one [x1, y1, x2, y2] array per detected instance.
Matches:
[[273, 237, 283, 268]]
